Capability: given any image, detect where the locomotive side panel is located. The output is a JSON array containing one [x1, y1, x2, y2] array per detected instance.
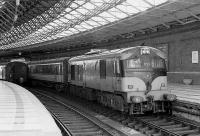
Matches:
[[99, 59, 115, 92], [84, 59, 100, 89]]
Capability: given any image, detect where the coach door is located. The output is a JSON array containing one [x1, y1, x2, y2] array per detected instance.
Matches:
[[113, 59, 121, 91], [83, 62, 86, 87]]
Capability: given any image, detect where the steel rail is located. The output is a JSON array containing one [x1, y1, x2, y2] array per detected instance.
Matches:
[[33, 90, 125, 136]]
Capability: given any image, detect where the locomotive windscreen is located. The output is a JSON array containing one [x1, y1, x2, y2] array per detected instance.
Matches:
[[125, 56, 165, 69]]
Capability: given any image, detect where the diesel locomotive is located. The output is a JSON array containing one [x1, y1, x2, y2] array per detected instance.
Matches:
[[27, 46, 176, 114], [68, 46, 176, 114]]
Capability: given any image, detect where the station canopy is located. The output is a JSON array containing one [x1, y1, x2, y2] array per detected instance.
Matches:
[[0, 0, 200, 52]]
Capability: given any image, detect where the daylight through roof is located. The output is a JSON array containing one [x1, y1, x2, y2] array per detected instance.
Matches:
[[0, 0, 169, 50]]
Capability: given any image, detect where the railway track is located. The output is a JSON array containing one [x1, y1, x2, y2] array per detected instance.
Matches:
[[31, 87, 200, 136], [97, 107, 200, 136], [33, 90, 127, 136], [128, 116, 200, 136], [71, 98, 200, 136]]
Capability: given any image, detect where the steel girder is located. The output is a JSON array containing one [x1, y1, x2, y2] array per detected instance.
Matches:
[[9, 0, 125, 49], [0, 0, 73, 47]]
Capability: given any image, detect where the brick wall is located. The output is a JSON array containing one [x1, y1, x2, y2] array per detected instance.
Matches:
[[110, 23, 200, 85]]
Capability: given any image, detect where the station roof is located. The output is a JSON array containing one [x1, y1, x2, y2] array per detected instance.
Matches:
[[0, 0, 200, 58]]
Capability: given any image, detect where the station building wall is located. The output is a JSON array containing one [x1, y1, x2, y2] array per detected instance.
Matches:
[[110, 24, 200, 85], [36, 23, 200, 85]]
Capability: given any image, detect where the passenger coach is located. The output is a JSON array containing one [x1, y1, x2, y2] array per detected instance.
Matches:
[[28, 57, 69, 91]]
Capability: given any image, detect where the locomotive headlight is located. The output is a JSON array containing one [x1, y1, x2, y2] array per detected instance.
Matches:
[[131, 96, 143, 103], [161, 83, 165, 87], [164, 94, 177, 101], [141, 48, 150, 55]]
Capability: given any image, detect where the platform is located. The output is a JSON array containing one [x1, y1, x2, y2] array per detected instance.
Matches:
[[0, 81, 61, 135], [168, 83, 200, 104]]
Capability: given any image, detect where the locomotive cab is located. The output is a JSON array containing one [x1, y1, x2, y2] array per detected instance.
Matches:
[[120, 47, 176, 114]]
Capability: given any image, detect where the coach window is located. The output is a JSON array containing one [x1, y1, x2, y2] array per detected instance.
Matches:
[[75, 65, 79, 80], [79, 65, 83, 81], [114, 60, 121, 76], [100, 60, 106, 79], [59, 64, 63, 75], [106, 60, 113, 77], [71, 65, 75, 80]]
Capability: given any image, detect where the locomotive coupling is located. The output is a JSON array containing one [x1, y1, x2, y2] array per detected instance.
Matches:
[[130, 96, 144, 103], [163, 94, 177, 101]]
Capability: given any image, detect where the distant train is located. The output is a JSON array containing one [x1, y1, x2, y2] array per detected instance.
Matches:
[[5, 61, 28, 84], [27, 46, 176, 114], [0, 80, 62, 136], [0, 64, 6, 80]]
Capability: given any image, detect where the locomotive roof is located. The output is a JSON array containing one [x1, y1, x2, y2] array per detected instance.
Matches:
[[69, 46, 166, 62]]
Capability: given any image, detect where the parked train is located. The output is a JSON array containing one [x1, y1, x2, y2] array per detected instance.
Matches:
[[27, 46, 176, 114], [28, 57, 69, 91], [5, 61, 28, 84], [0, 80, 62, 136], [0, 64, 6, 80]]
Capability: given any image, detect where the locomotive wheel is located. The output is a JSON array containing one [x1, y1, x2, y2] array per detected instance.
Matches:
[[112, 95, 124, 112]]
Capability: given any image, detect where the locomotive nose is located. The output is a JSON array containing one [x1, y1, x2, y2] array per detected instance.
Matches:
[[163, 94, 177, 101], [145, 81, 152, 95]]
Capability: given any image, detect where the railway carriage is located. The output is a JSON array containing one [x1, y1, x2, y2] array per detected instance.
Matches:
[[0, 64, 6, 80], [5, 61, 28, 84], [28, 57, 69, 91], [68, 46, 176, 114]]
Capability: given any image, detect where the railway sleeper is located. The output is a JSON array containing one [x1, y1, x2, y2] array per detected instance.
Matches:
[[144, 129, 157, 136], [150, 119, 167, 124], [67, 125, 96, 129], [167, 126, 190, 131], [70, 127, 100, 133], [71, 130, 103, 136], [127, 121, 137, 127], [174, 129, 199, 135], [60, 117, 84, 121], [139, 116, 161, 121], [161, 124, 182, 129], [152, 133, 162, 136], [139, 126, 150, 132], [188, 133, 200, 136], [134, 123, 143, 130], [121, 118, 131, 124]]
